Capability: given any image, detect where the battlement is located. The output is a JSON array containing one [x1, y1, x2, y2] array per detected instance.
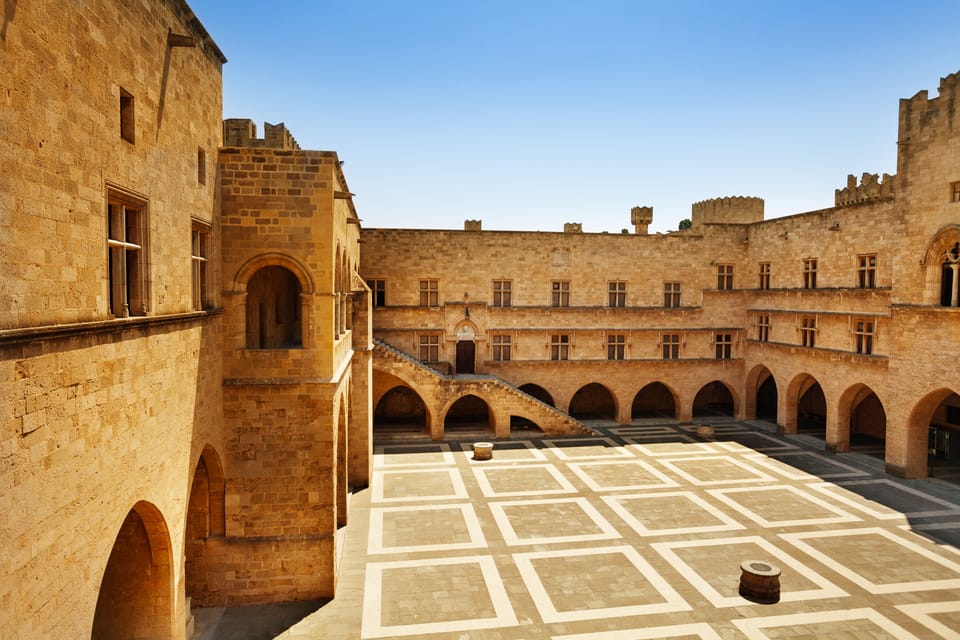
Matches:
[[899, 70, 959, 138], [222, 119, 300, 149], [835, 172, 895, 207], [631, 206, 653, 235], [690, 196, 764, 226], [464, 220, 482, 231]]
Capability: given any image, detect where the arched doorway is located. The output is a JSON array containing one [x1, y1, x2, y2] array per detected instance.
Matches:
[[911, 390, 960, 480], [631, 382, 676, 419], [92, 502, 173, 640], [797, 379, 827, 437], [848, 388, 886, 458], [519, 383, 555, 407], [185, 447, 225, 608], [693, 381, 735, 417], [510, 415, 544, 432], [444, 394, 492, 433], [455, 324, 476, 374], [374, 386, 429, 435], [569, 383, 616, 420], [757, 375, 778, 421], [246, 265, 302, 348]]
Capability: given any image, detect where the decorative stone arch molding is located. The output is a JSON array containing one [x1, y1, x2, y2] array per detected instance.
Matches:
[[232, 253, 316, 349], [438, 392, 497, 432], [919, 224, 960, 306]]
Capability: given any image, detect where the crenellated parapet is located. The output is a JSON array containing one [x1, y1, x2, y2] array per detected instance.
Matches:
[[630, 206, 653, 235], [222, 119, 300, 149], [899, 71, 959, 140], [691, 196, 764, 226], [835, 172, 895, 207]]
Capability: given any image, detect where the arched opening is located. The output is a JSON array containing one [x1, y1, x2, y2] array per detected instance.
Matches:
[[92, 502, 173, 640], [519, 383, 555, 407], [569, 383, 616, 420], [337, 398, 348, 528], [918, 391, 960, 481], [693, 381, 735, 417], [246, 265, 302, 348], [631, 382, 677, 419], [797, 378, 827, 437], [444, 394, 492, 433], [510, 415, 544, 433], [374, 385, 429, 435], [941, 242, 959, 307], [848, 389, 887, 458], [456, 340, 476, 374], [756, 374, 778, 421], [185, 447, 225, 608]]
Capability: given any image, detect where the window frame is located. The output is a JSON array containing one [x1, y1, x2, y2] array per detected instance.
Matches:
[[368, 279, 386, 308], [606, 333, 625, 360], [857, 254, 877, 289], [551, 280, 570, 307], [854, 319, 875, 355], [191, 221, 210, 311], [492, 279, 512, 307], [803, 258, 818, 289], [758, 262, 771, 290], [717, 264, 734, 290], [663, 281, 681, 308], [800, 316, 817, 348], [418, 333, 440, 362], [419, 279, 439, 307], [608, 281, 626, 307], [119, 88, 135, 143], [952, 180, 960, 203], [662, 333, 680, 360], [715, 333, 732, 360], [757, 313, 770, 342], [107, 187, 149, 318], [492, 334, 512, 361], [550, 333, 570, 360]]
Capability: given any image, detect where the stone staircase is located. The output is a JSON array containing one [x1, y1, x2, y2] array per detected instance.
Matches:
[[373, 338, 593, 437]]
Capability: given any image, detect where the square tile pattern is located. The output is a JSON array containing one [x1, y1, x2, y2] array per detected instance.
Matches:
[[276, 422, 960, 640]]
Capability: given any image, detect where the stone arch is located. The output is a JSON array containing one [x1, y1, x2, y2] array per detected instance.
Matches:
[[569, 383, 617, 420], [785, 373, 827, 437], [244, 265, 302, 348], [745, 364, 778, 422], [335, 245, 343, 336], [92, 501, 173, 640], [374, 384, 430, 434], [453, 321, 478, 374], [692, 380, 737, 417], [336, 395, 348, 527], [510, 414, 544, 432], [920, 224, 960, 305], [631, 382, 678, 419], [185, 446, 225, 608], [518, 383, 555, 407], [905, 388, 960, 478], [233, 252, 315, 294], [836, 383, 886, 456], [443, 393, 493, 433]]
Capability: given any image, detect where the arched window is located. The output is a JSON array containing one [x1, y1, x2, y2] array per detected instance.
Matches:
[[941, 241, 959, 307], [246, 265, 302, 348]]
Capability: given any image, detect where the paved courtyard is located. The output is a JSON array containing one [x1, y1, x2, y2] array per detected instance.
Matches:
[[266, 419, 960, 640]]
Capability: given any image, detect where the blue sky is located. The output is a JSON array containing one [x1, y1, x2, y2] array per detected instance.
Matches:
[[189, 1, 959, 233]]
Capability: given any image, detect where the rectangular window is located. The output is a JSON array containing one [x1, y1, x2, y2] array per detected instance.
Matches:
[[857, 254, 877, 289], [492, 334, 512, 361], [663, 282, 681, 308], [662, 333, 679, 360], [608, 281, 626, 307], [419, 279, 438, 306], [197, 148, 206, 185], [715, 333, 732, 360], [107, 190, 148, 317], [952, 181, 960, 202], [803, 258, 818, 289], [607, 334, 625, 360], [368, 279, 386, 307], [119, 88, 135, 143], [550, 334, 569, 360], [854, 319, 874, 355], [493, 280, 512, 307], [758, 262, 771, 290], [191, 223, 209, 311], [801, 317, 817, 348], [757, 313, 770, 342], [551, 280, 570, 307], [419, 334, 439, 362], [717, 264, 734, 290]]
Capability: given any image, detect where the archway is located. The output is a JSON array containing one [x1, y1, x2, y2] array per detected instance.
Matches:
[[847, 387, 886, 458], [631, 382, 677, 419], [245, 265, 302, 348], [337, 398, 348, 528], [569, 383, 616, 420], [92, 502, 173, 640], [797, 379, 827, 437], [374, 385, 429, 435], [510, 415, 544, 433], [185, 447, 225, 608], [909, 390, 960, 481], [693, 381, 735, 417], [519, 383, 555, 407], [757, 375, 778, 421], [444, 394, 492, 433]]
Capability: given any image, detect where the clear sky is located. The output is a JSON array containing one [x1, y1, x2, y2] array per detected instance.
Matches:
[[188, 1, 959, 233]]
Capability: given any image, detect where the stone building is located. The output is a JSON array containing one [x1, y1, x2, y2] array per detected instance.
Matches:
[[1, 2, 371, 639], [361, 72, 960, 481]]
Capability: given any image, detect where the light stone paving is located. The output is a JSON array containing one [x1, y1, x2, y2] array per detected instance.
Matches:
[[275, 421, 960, 639]]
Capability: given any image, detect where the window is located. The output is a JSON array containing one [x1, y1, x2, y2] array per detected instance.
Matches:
[[492, 334, 511, 361], [952, 181, 960, 202], [419, 279, 438, 306], [757, 313, 770, 342], [803, 258, 818, 289], [608, 281, 626, 307], [368, 279, 385, 307], [550, 334, 569, 360], [662, 333, 679, 360], [245, 266, 301, 348], [551, 280, 570, 307], [717, 264, 734, 290], [197, 149, 206, 185], [758, 262, 771, 290], [107, 190, 148, 317], [663, 282, 681, 308], [801, 317, 817, 347], [493, 280, 512, 307], [607, 334, 625, 360], [715, 333, 732, 360], [857, 254, 876, 289], [191, 223, 209, 311], [419, 334, 440, 361], [119, 88, 135, 143], [854, 319, 874, 355]]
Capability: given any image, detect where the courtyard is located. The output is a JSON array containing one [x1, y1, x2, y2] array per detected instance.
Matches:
[[203, 419, 960, 639]]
